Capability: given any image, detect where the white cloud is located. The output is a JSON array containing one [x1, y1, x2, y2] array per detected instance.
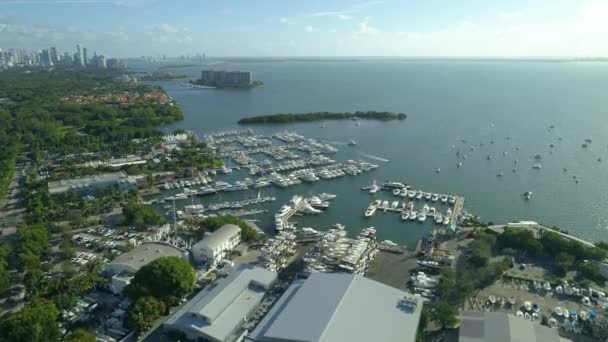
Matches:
[[499, 11, 523, 20], [305, 25, 318, 32], [280, 17, 289, 24], [312, 1, 383, 20], [354, 17, 380, 36]]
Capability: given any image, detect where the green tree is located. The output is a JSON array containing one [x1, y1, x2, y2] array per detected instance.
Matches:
[[126, 296, 166, 335], [431, 301, 459, 330], [0, 260, 9, 295], [0, 300, 59, 342], [122, 201, 165, 230], [126, 256, 195, 306], [65, 329, 96, 342]]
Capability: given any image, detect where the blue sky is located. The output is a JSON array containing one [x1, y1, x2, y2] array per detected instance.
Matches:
[[1, 0, 607, 57]]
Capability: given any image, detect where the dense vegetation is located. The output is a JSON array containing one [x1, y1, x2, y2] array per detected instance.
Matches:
[[126, 296, 166, 334], [0, 245, 9, 294], [238, 111, 407, 124], [497, 228, 607, 283], [65, 329, 97, 342], [0, 299, 60, 342], [126, 256, 195, 307], [122, 201, 166, 230]]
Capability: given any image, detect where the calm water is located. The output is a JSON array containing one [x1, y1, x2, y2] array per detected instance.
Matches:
[[137, 60, 608, 246]]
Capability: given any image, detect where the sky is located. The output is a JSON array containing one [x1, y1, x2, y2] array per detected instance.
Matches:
[[1, 0, 608, 57]]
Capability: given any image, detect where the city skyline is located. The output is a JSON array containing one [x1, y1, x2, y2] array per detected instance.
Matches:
[[1, 0, 608, 57]]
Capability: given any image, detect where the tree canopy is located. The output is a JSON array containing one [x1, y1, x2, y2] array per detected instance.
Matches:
[[126, 256, 195, 306], [122, 201, 165, 230], [0, 300, 60, 342], [126, 296, 166, 335], [238, 111, 407, 124], [65, 329, 96, 342]]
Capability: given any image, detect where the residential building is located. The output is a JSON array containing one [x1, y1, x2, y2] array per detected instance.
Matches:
[[200, 70, 253, 87], [164, 265, 277, 342], [247, 272, 423, 342], [191, 224, 241, 267], [104, 242, 189, 294], [456, 311, 560, 342]]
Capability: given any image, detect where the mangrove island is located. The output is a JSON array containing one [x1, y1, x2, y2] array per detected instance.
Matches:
[[238, 111, 407, 124]]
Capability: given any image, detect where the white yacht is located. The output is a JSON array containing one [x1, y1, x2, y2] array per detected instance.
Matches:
[[415, 191, 423, 200], [418, 212, 427, 223], [400, 189, 408, 197], [409, 211, 418, 221], [408, 191, 416, 198], [435, 214, 443, 224], [401, 212, 410, 220], [391, 201, 399, 209], [424, 192, 432, 201], [448, 195, 456, 205], [431, 194, 439, 202], [381, 200, 389, 208], [393, 188, 401, 196], [440, 195, 448, 203]]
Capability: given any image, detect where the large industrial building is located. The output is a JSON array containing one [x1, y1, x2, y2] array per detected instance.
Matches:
[[457, 311, 560, 342], [104, 242, 189, 294], [47, 171, 143, 195], [191, 224, 241, 267], [247, 272, 422, 342], [164, 265, 277, 342]]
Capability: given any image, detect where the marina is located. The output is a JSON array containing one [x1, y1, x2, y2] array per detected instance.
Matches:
[[362, 182, 464, 228]]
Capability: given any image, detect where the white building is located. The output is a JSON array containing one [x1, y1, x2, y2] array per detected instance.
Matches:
[[164, 265, 277, 342], [104, 242, 189, 294], [191, 224, 241, 267]]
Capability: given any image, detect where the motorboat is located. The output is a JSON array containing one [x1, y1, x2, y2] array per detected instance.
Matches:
[[435, 214, 443, 224], [418, 212, 427, 223], [400, 189, 408, 197], [391, 201, 399, 209], [532, 163, 542, 169], [364, 207, 376, 217], [408, 191, 416, 198], [441, 195, 448, 203], [448, 196, 456, 205], [348, 140, 357, 146], [424, 193, 432, 201], [415, 191, 423, 200], [417, 260, 440, 269], [409, 211, 418, 221], [554, 307, 563, 317], [431, 194, 439, 202], [393, 188, 401, 196], [401, 212, 410, 220]]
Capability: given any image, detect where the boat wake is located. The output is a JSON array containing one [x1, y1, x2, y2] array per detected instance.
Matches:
[[358, 152, 390, 163], [324, 140, 350, 145]]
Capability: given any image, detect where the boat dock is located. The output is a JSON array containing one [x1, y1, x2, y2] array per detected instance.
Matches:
[[363, 186, 465, 227]]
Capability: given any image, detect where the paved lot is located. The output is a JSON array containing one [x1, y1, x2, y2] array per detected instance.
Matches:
[[366, 250, 417, 291]]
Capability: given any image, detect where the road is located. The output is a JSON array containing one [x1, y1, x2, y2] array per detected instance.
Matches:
[[0, 153, 29, 239]]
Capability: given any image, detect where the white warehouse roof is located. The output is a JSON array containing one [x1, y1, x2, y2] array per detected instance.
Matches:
[[248, 272, 422, 342]]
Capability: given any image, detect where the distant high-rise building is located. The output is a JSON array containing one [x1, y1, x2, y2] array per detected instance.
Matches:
[[200, 70, 253, 87], [83, 47, 88, 66], [76, 43, 85, 67], [41, 49, 53, 66], [50, 47, 58, 64]]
